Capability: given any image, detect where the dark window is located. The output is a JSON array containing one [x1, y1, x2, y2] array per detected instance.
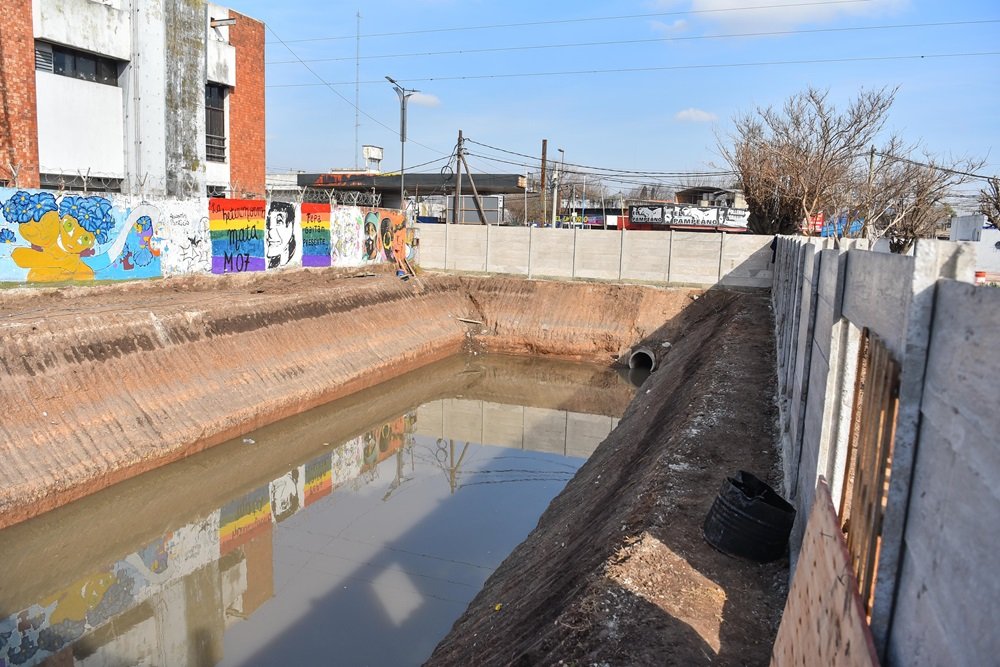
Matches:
[[44, 43, 119, 86], [206, 84, 227, 163]]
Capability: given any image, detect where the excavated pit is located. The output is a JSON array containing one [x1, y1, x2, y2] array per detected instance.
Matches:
[[0, 267, 784, 664]]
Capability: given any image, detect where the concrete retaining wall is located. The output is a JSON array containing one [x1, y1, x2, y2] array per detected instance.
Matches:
[[771, 236, 999, 665], [0, 272, 696, 529], [416, 224, 773, 287]]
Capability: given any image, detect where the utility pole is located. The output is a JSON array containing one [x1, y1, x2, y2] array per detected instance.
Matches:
[[354, 11, 361, 169], [540, 139, 548, 227], [453, 130, 464, 224]]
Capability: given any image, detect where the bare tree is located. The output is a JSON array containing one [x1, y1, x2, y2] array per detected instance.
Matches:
[[979, 177, 1000, 230], [721, 87, 897, 235]]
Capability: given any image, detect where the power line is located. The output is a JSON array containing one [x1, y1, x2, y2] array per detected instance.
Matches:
[[273, 0, 874, 43], [266, 19, 1000, 65], [466, 139, 734, 177], [264, 23, 447, 156], [873, 151, 995, 181], [266, 51, 1000, 88]]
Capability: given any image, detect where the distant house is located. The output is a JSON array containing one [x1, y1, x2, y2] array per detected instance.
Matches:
[[0, 1, 266, 197], [674, 186, 747, 210]]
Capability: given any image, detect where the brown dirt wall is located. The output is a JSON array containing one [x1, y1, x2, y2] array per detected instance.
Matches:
[[426, 289, 785, 666], [0, 269, 695, 529]]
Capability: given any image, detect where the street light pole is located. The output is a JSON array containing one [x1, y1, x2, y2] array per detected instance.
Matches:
[[386, 76, 417, 212]]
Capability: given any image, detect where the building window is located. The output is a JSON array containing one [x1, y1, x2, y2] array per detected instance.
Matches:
[[36, 42, 119, 86], [206, 84, 227, 163]]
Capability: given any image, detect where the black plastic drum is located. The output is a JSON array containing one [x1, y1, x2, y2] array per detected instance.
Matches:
[[703, 470, 795, 563]]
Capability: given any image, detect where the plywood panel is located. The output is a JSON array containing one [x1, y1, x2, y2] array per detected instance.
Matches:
[[771, 479, 878, 667]]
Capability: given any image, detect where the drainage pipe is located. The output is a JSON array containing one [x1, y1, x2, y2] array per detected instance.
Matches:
[[628, 346, 657, 372]]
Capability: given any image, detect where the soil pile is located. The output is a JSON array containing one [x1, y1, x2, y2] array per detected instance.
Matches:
[[427, 289, 786, 666]]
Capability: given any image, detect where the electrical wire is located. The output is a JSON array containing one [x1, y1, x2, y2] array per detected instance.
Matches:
[[266, 51, 1000, 88], [466, 139, 734, 177], [871, 151, 995, 181], [264, 23, 448, 156], [274, 0, 875, 43], [266, 19, 1000, 65]]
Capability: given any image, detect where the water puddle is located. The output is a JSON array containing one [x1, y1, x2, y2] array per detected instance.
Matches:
[[0, 354, 634, 666]]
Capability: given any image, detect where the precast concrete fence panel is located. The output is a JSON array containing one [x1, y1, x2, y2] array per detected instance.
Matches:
[[887, 280, 1000, 665], [770, 235, 992, 666], [415, 224, 772, 288], [668, 231, 722, 284]]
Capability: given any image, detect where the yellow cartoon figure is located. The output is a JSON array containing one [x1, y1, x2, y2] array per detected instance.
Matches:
[[3, 191, 114, 282]]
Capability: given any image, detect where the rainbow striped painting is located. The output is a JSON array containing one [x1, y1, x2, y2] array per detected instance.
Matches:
[[301, 203, 331, 268], [304, 453, 333, 506], [209, 198, 266, 274], [219, 485, 272, 555]]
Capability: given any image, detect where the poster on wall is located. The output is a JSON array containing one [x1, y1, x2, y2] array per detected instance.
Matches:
[[0, 188, 163, 283], [209, 198, 266, 274], [300, 202, 331, 268], [330, 205, 365, 267], [264, 201, 302, 270]]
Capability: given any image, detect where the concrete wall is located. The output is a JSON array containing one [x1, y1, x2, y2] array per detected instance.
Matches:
[[0, 188, 410, 282], [35, 72, 126, 178], [887, 280, 1000, 665], [771, 235, 999, 665], [416, 224, 773, 287]]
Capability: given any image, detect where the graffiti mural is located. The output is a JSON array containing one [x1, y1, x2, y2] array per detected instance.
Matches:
[[209, 198, 266, 274], [264, 201, 301, 270], [154, 202, 211, 276], [0, 188, 163, 283], [300, 202, 331, 268], [0, 191, 409, 282], [330, 205, 365, 267]]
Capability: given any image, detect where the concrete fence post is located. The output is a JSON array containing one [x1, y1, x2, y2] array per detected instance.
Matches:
[[718, 232, 726, 281], [444, 222, 450, 270], [572, 226, 579, 279], [666, 230, 674, 283], [485, 223, 492, 273], [528, 226, 534, 279], [618, 228, 625, 281], [870, 240, 976, 658]]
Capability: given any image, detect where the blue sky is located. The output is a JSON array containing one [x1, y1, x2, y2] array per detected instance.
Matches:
[[232, 0, 998, 201]]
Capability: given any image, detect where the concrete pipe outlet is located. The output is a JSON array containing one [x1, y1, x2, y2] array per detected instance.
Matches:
[[628, 346, 657, 372]]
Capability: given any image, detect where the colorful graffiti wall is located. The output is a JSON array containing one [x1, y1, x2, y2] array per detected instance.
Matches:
[[0, 189, 409, 284], [0, 188, 165, 283]]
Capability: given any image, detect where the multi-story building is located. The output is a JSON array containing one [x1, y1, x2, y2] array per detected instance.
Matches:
[[0, 0, 265, 197]]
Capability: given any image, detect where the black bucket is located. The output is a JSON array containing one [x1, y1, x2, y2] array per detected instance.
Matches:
[[702, 471, 795, 563]]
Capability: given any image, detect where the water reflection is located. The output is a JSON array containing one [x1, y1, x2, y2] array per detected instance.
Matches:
[[0, 355, 633, 666]]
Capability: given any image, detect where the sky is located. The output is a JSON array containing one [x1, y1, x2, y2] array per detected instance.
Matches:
[[231, 0, 999, 205]]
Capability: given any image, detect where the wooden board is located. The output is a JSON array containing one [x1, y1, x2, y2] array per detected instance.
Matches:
[[771, 479, 879, 667]]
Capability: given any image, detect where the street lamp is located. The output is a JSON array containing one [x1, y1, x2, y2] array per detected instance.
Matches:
[[551, 148, 565, 227], [386, 76, 418, 211]]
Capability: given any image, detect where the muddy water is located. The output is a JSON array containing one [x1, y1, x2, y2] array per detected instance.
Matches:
[[0, 354, 634, 667]]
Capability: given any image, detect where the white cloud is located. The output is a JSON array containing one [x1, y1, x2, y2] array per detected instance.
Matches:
[[650, 18, 688, 35], [410, 92, 441, 108], [650, 0, 909, 30], [675, 108, 717, 122]]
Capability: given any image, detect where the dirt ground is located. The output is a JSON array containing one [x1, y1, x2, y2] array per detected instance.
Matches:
[[427, 289, 787, 666]]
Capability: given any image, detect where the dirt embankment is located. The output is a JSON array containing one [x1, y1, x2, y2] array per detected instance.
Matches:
[[427, 290, 786, 666], [0, 270, 694, 529]]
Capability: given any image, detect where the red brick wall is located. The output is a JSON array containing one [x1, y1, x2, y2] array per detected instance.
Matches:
[[229, 12, 265, 198], [0, 0, 39, 187]]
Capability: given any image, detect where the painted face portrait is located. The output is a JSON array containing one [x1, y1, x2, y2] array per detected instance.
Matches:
[[265, 202, 297, 269]]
